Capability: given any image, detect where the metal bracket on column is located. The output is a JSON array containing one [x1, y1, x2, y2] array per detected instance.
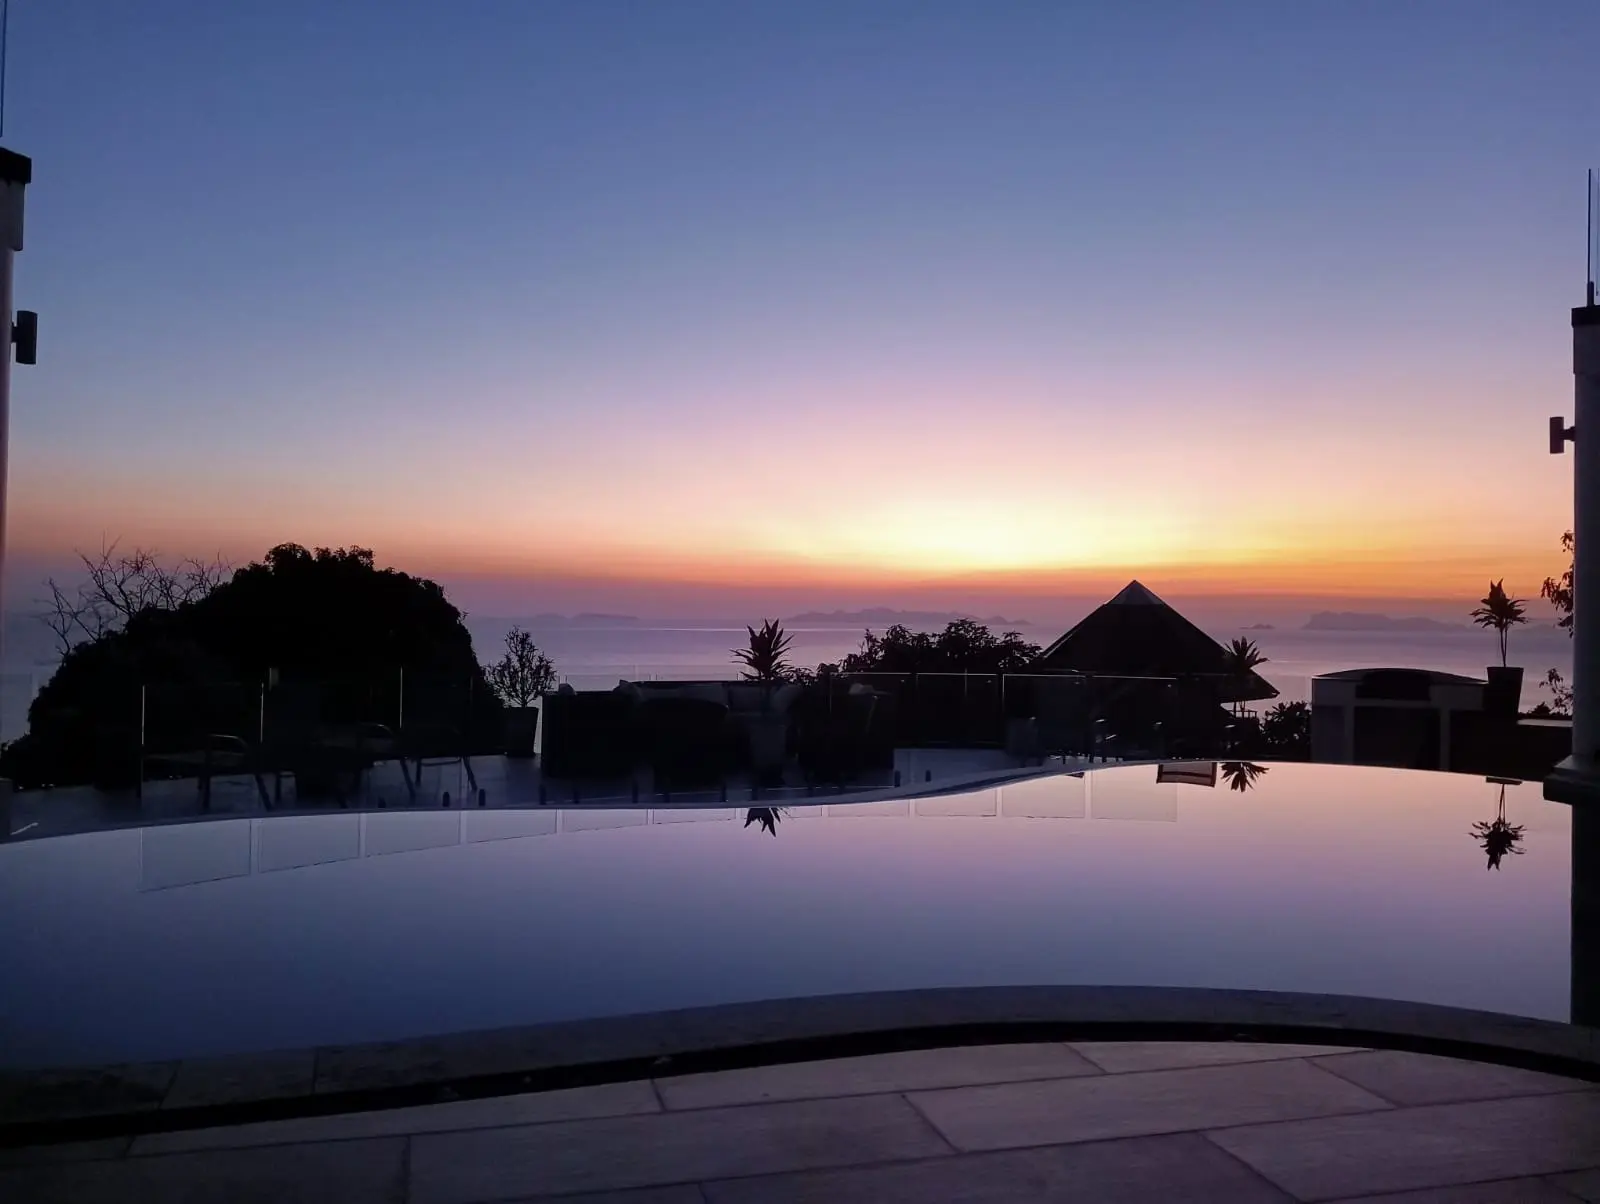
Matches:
[[1552, 416, 1577, 454], [10, 307, 33, 364]]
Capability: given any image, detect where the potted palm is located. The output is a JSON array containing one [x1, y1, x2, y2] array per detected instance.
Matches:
[[1471, 581, 1527, 718], [485, 626, 558, 757], [732, 619, 797, 773]]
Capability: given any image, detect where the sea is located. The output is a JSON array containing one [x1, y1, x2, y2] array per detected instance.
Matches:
[[0, 617, 1575, 746]]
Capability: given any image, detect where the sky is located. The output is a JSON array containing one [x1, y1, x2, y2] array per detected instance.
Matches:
[[3, 0, 1597, 621]]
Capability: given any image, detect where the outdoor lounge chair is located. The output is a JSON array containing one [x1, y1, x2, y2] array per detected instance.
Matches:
[[395, 720, 479, 800], [143, 732, 272, 810]]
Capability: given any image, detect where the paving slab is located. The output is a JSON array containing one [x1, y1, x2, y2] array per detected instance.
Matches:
[[135, 1079, 661, 1155], [1325, 1177, 1591, 1201], [0, 1135, 405, 1204], [408, 1093, 952, 1203], [507, 1189, 708, 1204], [1070, 1041, 1356, 1073], [1310, 1049, 1591, 1107], [702, 1132, 1292, 1203], [908, 1058, 1390, 1152], [1551, 1167, 1600, 1201], [657, 1043, 1099, 1110], [510, 1189, 708, 1204], [1209, 1090, 1600, 1201]]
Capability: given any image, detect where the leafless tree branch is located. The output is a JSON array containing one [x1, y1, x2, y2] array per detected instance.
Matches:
[[35, 541, 230, 658]]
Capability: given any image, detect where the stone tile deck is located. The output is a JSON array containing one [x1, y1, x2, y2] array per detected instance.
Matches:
[[3, 1042, 1596, 1202]]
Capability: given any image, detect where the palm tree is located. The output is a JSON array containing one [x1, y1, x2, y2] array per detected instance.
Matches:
[[1219, 761, 1268, 792], [1470, 782, 1526, 870], [1221, 637, 1268, 715], [1470, 580, 1527, 668], [733, 619, 794, 682]]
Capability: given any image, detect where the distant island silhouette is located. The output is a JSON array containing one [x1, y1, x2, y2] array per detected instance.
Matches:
[[1303, 611, 1464, 633], [528, 613, 641, 626], [1243, 623, 1275, 630], [786, 609, 1031, 628]]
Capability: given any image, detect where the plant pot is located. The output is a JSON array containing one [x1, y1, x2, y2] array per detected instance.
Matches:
[[1484, 666, 1524, 718], [504, 705, 540, 759]]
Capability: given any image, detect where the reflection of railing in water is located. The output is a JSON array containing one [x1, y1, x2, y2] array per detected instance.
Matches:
[[136, 772, 1210, 891]]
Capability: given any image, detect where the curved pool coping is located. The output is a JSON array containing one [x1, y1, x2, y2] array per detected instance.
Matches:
[[3, 984, 1596, 1147]]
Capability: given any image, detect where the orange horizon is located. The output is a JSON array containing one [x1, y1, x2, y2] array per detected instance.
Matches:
[[4, 526, 1566, 612]]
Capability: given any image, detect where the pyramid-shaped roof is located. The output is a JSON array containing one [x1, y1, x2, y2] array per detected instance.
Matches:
[[1033, 581, 1278, 702]]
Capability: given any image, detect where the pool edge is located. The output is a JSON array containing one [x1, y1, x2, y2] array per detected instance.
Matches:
[[3, 984, 1596, 1145]]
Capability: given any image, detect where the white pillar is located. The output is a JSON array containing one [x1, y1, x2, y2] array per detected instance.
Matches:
[[1574, 309, 1600, 762], [0, 149, 28, 825], [0, 148, 28, 625], [1548, 300, 1600, 803]]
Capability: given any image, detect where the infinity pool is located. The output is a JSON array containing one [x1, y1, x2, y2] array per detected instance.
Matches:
[[0, 762, 1584, 1067]]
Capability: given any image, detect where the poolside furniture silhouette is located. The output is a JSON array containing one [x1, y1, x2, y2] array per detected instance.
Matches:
[[143, 732, 272, 810], [638, 696, 732, 789], [797, 682, 885, 784], [140, 680, 271, 810], [260, 682, 384, 806], [1033, 675, 1092, 758], [540, 688, 640, 778], [395, 719, 479, 799]]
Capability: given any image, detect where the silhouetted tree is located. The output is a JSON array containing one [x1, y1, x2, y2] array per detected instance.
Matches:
[[485, 627, 558, 706], [733, 619, 794, 682], [1540, 532, 1574, 711], [38, 542, 229, 657], [1260, 701, 1311, 760], [2, 543, 500, 788], [1531, 667, 1574, 719], [1542, 531, 1573, 637], [838, 619, 1040, 675], [1221, 637, 1268, 716]]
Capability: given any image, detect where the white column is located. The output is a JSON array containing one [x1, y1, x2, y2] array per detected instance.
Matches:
[[1549, 303, 1600, 803], [0, 149, 27, 626], [0, 150, 28, 828], [1575, 310, 1600, 763]]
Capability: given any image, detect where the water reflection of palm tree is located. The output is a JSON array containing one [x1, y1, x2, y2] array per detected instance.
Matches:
[[1471, 781, 1526, 870], [745, 807, 786, 836], [1219, 762, 1268, 792]]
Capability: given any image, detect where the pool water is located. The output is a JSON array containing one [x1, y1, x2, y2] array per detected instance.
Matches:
[[0, 762, 1585, 1067]]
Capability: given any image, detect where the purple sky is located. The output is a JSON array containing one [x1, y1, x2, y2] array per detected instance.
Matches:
[[4, 1, 1597, 618]]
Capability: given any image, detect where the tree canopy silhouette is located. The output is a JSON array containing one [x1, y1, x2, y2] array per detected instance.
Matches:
[[1541, 531, 1573, 637], [839, 619, 1041, 674], [2, 543, 499, 788]]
